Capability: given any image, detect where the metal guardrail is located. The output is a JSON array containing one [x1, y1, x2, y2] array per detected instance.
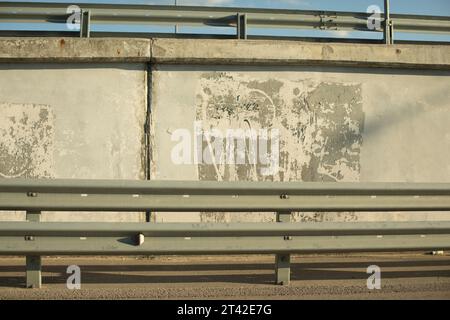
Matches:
[[0, 1, 450, 44], [1, 179, 450, 288]]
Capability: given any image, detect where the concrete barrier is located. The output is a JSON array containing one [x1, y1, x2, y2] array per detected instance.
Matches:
[[1, 38, 449, 222]]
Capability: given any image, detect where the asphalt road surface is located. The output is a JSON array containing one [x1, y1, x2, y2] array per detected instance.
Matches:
[[0, 253, 449, 299]]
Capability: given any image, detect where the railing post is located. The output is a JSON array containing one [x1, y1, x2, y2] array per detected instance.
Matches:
[[384, 0, 394, 44], [26, 210, 41, 288], [236, 13, 247, 40], [275, 211, 291, 285], [80, 10, 91, 38]]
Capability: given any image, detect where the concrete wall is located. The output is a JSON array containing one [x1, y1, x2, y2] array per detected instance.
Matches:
[[0, 38, 449, 223], [0, 62, 147, 221], [151, 65, 450, 222]]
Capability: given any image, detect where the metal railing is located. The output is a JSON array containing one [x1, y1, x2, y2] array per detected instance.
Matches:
[[1, 1, 450, 44], [1, 178, 450, 288]]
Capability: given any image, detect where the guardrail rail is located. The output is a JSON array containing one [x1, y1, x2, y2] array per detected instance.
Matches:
[[1, 179, 450, 288], [1, 1, 450, 44]]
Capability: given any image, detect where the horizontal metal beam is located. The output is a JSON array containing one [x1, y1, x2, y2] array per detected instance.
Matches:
[[1, 179, 450, 212], [2, 221, 450, 237], [2, 193, 450, 212], [0, 3, 375, 30], [0, 2, 449, 40], [1, 234, 449, 255], [0, 30, 383, 45], [0, 29, 387, 44], [2, 179, 450, 196]]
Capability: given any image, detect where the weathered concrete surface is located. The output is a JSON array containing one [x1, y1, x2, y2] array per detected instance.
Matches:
[[150, 39, 450, 70], [0, 103, 54, 178], [151, 65, 450, 222], [0, 38, 150, 62], [1, 38, 450, 223], [0, 63, 147, 222], [0, 38, 449, 70]]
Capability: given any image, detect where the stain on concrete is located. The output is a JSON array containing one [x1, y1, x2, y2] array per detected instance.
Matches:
[[0, 103, 55, 178], [195, 73, 364, 222], [292, 82, 364, 183], [322, 45, 334, 58]]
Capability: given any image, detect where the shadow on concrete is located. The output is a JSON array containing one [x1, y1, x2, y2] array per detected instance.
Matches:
[[0, 258, 449, 288]]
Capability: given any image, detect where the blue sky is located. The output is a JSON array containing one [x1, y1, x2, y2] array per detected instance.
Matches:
[[3, 0, 450, 42]]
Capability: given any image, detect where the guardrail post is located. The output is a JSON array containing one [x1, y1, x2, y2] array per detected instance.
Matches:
[[384, 0, 394, 44], [237, 13, 247, 39], [275, 210, 291, 285], [25, 210, 41, 288], [80, 10, 91, 38]]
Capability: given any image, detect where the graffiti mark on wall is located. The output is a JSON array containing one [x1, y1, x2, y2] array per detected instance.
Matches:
[[195, 73, 365, 222]]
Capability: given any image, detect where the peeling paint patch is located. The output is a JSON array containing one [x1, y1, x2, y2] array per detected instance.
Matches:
[[195, 73, 364, 222], [0, 103, 55, 178], [292, 82, 364, 182]]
